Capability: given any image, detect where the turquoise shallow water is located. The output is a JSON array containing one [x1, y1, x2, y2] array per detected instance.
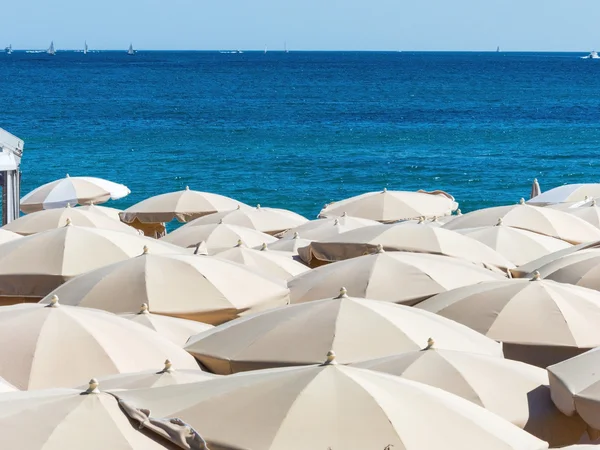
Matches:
[[1, 51, 599, 218]]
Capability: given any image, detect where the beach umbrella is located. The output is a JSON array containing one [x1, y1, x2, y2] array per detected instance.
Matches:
[[214, 242, 310, 280], [530, 178, 542, 199], [279, 213, 379, 240], [20, 174, 130, 213], [289, 248, 505, 306], [40, 250, 289, 324], [112, 355, 548, 450], [185, 291, 502, 374], [444, 200, 600, 244], [2, 204, 139, 235], [354, 343, 588, 447], [0, 381, 175, 449], [400, 216, 448, 227], [182, 205, 308, 235], [318, 188, 458, 222], [0, 298, 199, 390], [0, 376, 17, 393], [119, 304, 213, 347], [120, 186, 249, 224], [161, 222, 277, 253], [0, 229, 22, 245], [416, 274, 600, 367], [456, 220, 571, 266], [266, 232, 313, 254], [568, 199, 600, 228], [76, 360, 217, 390], [76, 203, 123, 221], [0, 224, 183, 304], [528, 183, 600, 206], [297, 223, 514, 270], [531, 249, 600, 292]]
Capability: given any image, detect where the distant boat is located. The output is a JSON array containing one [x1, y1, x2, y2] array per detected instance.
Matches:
[[581, 51, 600, 59], [127, 44, 135, 55], [236, 49, 243, 54], [84, 41, 88, 55], [4, 45, 12, 55], [284, 41, 289, 53], [497, 46, 500, 52], [47, 41, 56, 56], [264, 45, 267, 54]]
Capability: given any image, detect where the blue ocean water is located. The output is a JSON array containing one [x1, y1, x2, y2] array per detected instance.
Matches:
[[1, 51, 599, 218]]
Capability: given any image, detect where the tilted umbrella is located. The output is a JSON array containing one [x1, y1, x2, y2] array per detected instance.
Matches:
[[0, 376, 17, 393], [185, 291, 502, 375], [120, 186, 249, 224], [266, 232, 313, 255], [417, 274, 600, 367], [279, 213, 379, 240], [532, 249, 600, 292], [112, 354, 547, 450], [568, 199, 600, 228], [530, 178, 541, 200], [289, 248, 505, 306], [0, 229, 22, 245], [528, 183, 600, 206], [75, 203, 123, 221], [20, 174, 130, 213], [318, 188, 458, 222]]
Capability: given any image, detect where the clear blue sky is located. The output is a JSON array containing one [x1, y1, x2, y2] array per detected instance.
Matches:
[[2, 0, 599, 51]]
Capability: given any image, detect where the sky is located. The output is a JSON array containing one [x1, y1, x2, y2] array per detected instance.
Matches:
[[2, 0, 599, 51]]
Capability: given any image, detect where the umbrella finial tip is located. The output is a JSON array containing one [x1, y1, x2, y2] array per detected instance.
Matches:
[[66, 174, 70, 178], [293, 232, 299, 239], [256, 204, 261, 209], [65, 217, 72, 226], [140, 303, 149, 314], [532, 271, 541, 281], [142, 245, 149, 255], [85, 378, 99, 394], [260, 243, 268, 251], [185, 186, 190, 191], [334, 219, 339, 225], [519, 198, 525, 204], [218, 219, 224, 224], [426, 337, 435, 349], [324, 350, 338, 365], [236, 239, 243, 247], [592, 199, 597, 207], [342, 211, 347, 217], [496, 218, 503, 226], [47, 295, 60, 308], [456, 209, 462, 215], [376, 244, 384, 253], [66, 203, 71, 208], [383, 187, 387, 193], [163, 359, 173, 372], [336, 287, 348, 299]]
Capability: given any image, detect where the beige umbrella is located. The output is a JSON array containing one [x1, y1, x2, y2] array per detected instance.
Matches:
[[318, 188, 458, 222], [416, 274, 600, 368], [0, 376, 17, 393], [2, 204, 139, 236], [214, 242, 310, 280], [0, 229, 22, 245], [443, 200, 600, 244], [298, 223, 514, 270], [530, 179, 542, 199], [279, 213, 379, 240], [120, 186, 249, 224], [119, 304, 214, 347], [266, 232, 313, 255], [181, 205, 308, 236], [185, 292, 502, 374], [400, 216, 448, 227], [456, 220, 572, 266], [112, 354, 548, 450], [528, 184, 600, 206], [568, 200, 600, 228], [75, 203, 123, 221], [0, 224, 183, 304], [41, 250, 289, 325], [289, 248, 505, 306], [0, 298, 198, 390], [354, 342, 588, 447], [532, 249, 600, 292], [0, 381, 175, 450], [161, 222, 277, 253], [76, 360, 218, 390]]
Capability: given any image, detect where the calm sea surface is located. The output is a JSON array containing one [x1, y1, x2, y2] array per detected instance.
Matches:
[[1, 51, 599, 217]]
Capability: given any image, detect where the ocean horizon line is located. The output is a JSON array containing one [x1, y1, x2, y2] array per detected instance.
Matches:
[[2, 49, 597, 53]]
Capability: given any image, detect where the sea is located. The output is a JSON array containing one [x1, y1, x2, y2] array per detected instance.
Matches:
[[1, 50, 599, 218]]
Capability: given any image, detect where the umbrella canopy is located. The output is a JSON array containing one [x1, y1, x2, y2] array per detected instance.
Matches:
[[76, 360, 218, 390], [0, 376, 17, 393], [532, 249, 600, 292], [0, 381, 174, 450], [75, 203, 123, 221], [0, 229, 22, 245], [214, 242, 310, 280], [119, 304, 213, 347], [318, 189, 458, 222], [20, 175, 130, 213], [112, 356, 547, 450], [456, 221, 572, 266], [161, 222, 277, 253], [400, 216, 448, 227], [528, 184, 600, 206], [530, 179, 542, 200], [298, 223, 514, 270], [289, 248, 505, 306], [279, 213, 379, 240], [182, 205, 308, 236], [185, 292, 502, 374], [266, 232, 313, 254], [3, 204, 139, 236], [40, 251, 289, 325], [416, 275, 600, 367], [568, 200, 600, 228], [354, 344, 588, 447], [0, 299, 198, 390], [443, 201, 600, 244], [0, 224, 183, 302], [120, 187, 249, 224]]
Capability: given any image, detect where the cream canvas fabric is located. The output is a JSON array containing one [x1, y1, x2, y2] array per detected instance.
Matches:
[[532, 249, 600, 292], [120, 187, 249, 224], [0, 300, 199, 390], [318, 189, 458, 222], [266, 232, 313, 254], [279, 214, 379, 240], [443, 202, 600, 244], [569, 202, 600, 228], [112, 360, 548, 450], [41, 252, 290, 324], [185, 294, 502, 374], [0, 229, 21, 245], [75, 204, 123, 221], [417, 276, 600, 367], [289, 249, 505, 306], [528, 184, 600, 205]]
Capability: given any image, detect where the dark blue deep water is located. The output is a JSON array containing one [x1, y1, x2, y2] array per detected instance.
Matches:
[[1, 51, 599, 217]]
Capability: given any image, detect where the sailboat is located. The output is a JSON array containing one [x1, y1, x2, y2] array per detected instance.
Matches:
[[496, 46, 500, 53], [284, 41, 289, 53], [4, 45, 12, 55], [127, 43, 135, 55], [264, 45, 268, 54], [47, 41, 56, 56], [83, 41, 88, 55]]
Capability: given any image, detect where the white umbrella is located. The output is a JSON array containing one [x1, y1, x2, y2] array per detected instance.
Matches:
[[528, 184, 600, 206], [20, 175, 130, 212]]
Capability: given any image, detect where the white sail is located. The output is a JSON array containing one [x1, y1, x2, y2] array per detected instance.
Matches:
[[264, 45, 267, 54], [47, 41, 55, 55], [4, 45, 12, 55], [284, 41, 288, 53], [127, 43, 135, 55], [84, 41, 88, 54]]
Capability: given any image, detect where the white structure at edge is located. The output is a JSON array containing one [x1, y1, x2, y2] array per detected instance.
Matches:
[[0, 128, 23, 225]]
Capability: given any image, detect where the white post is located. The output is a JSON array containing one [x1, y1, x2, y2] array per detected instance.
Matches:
[[0, 129, 24, 225]]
